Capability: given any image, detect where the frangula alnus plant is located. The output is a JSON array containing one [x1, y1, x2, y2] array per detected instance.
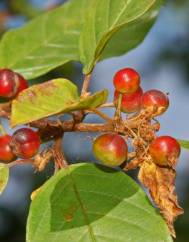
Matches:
[[0, 1, 187, 241]]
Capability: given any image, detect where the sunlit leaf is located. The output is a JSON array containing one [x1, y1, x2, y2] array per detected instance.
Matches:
[[11, 78, 108, 126], [178, 139, 189, 150], [0, 0, 163, 79], [27, 163, 172, 242], [0, 163, 9, 194]]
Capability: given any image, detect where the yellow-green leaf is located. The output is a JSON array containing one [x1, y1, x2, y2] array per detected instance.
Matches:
[[0, 163, 9, 194], [178, 139, 189, 150], [11, 78, 108, 126]]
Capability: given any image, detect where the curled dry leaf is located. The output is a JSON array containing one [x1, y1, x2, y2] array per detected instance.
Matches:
[[33, 150, 53, 172], [138, 161, 184, 237]]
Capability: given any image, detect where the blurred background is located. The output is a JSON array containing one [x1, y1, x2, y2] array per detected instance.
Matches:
[[0, 0, 189, 241]]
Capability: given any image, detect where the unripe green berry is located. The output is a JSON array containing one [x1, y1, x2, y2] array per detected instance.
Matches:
[[93, 133, 128, 167]]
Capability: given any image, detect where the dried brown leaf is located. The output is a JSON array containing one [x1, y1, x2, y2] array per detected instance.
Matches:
[[33, 150, 53, 172], [138, 161, 184, 237]]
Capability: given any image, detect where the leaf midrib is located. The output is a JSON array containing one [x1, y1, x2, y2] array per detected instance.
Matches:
[[94, 0, 156, 63], [69, 170, 97, 242]]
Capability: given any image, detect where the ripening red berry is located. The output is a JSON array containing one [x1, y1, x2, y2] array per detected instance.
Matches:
[[141, 89, 169, 116], [0, 69, 28, 98], [114, 87, 143, 113], [15, 73, 28, 95], [93, 133, 128, 166], [113, 68, 140, 94], [10, 128, 40, 159], [149, 136, 181, 167], [0, 135, 16, 163], [0, 68, 17, 98]]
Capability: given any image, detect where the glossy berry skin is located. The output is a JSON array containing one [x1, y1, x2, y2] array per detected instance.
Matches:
[[0, 68, 17, 98], [0, 69, 28, 98], [11, 128, 40, 159], [93, 133, 128, 167], [114, 87, 143, 113], [0, 135, 16, 163], [15, 73, 28, 95], [141, 89, 169, 116], [149, 136, 181, 167], [113, 68, 140, 94]]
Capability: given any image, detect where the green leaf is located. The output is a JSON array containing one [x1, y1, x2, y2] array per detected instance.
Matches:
[[0, 163, 9, 194], [178, 139, 189, 150], [0, 0, 163, 79], [99, 1, 162, 60], [11, 78, 108, 126], [80, 0, 163, 73], [0, 0, 87, 79], [27, 163, 172, 242]]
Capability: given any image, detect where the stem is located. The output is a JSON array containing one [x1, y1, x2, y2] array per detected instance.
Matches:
[[0, 122, 6, 135], [114, 93, 122, 121], [0, 102, 11, 119], [100, 102, 115, 108], [123, 122, 138, 139], [81, 73, 92, 97], [86, 108, 113, 122], [128, 152, 136, 159], [53, 134, 68, 169], [31, 118, 140, 143], [123, 158, 142, 171], [34, 121, 128, 140]]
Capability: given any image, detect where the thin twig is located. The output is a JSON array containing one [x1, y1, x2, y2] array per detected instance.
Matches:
[[114, 93, 122, 121], [0, 102, 11, 119], [33, 149, 53, 172], [100, 102, 115, 108], [81, 73, 92, 97], [0, 122, 6, 135], [86, 108, 113, 122], [124, 122, 138, 139], [128, 152, 136, 159], [123, 158, 142, 171], [53, 134, 68, 169]]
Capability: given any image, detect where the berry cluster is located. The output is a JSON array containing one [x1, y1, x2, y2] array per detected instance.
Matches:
[[0, 68, 40, 163], [0, 68, 28, 99], [93, 67, 180, 168], [0, 67, 182, 236], [0, 128, 41, 163]]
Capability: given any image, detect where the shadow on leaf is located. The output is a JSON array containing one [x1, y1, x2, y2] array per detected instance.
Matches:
[[49, 163, 140, 232]]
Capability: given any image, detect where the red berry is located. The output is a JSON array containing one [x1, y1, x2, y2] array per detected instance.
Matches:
[[10, 128, 40, 159], [15, 73, 28, 95], [93, 133, 128, 166], [0, 135, 16, 163], [113, 68, 140, 94], [149, 136, 181, 167], [141, 89, 169, 116], [0, 69, 28, 99], [114, 87, 143, 113], [0, 68, 17, 98]]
